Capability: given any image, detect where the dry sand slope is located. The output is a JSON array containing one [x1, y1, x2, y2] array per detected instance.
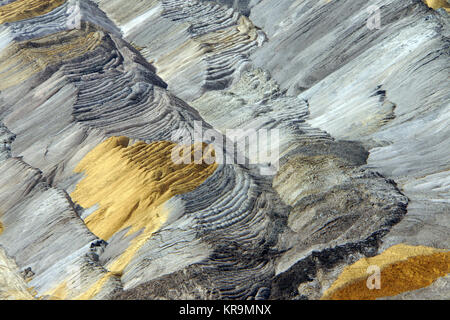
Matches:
[[0, 0, 448, 300]]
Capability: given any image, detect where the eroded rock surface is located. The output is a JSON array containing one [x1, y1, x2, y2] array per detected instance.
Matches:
[[0, 0, 448, 300]]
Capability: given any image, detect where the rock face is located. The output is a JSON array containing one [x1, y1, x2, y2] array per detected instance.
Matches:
[[94, 0, 265, 101], [0, 246, 35, 300], [0, 0, 448, 300]]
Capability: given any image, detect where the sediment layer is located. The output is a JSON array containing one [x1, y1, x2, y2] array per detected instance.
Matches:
[[0, 0, 447, 300]]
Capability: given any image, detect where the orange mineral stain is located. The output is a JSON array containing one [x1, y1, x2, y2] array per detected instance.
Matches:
[[322, 244, 450, 300], [0, 0, 66, 24]]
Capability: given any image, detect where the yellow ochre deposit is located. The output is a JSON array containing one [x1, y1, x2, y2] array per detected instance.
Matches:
[[0, 0, 66, 24], [72, 136, 217, 240], [424, 0, 450, 12], [154, 15, 258, 82], [322, 244, 450, 300], [60, 137, 217, 299], [45, 273, 114, 300]]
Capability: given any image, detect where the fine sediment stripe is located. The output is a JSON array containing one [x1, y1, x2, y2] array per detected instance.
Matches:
[[0, 0, 66, 24]]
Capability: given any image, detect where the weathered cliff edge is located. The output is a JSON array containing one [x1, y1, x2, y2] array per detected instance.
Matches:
[[0, 0, 448, 299]]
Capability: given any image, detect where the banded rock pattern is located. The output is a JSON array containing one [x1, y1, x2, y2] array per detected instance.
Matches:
[[94, 0, 266, 101], [0, 0, 448, 301], [0, 0, 121, 51], [248, 0, 450, 254]]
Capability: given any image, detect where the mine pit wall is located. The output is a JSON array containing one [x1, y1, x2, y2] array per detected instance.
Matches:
[[94, 0, 449, 299], [249, 0, 450, 252], [0, 0, 290, 300], [0, 0, 447, 300]]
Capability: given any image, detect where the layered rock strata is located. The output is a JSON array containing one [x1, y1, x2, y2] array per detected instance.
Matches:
[[0, 0, 448, 300]]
